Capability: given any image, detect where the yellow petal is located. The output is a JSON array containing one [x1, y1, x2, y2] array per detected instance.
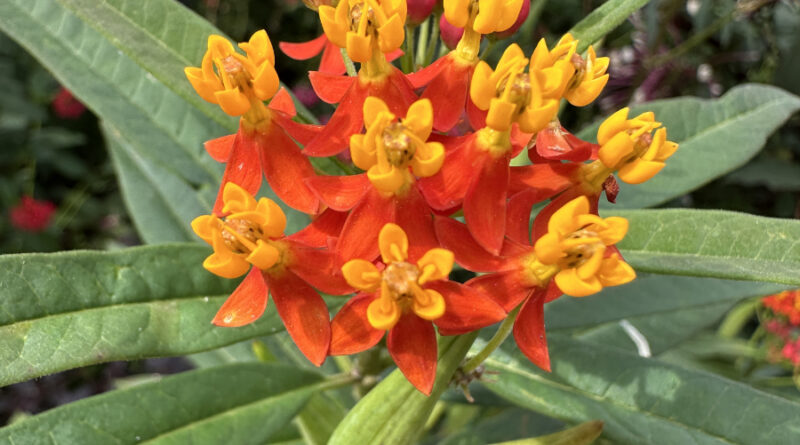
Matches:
[[378, 14, 405, 53], [346, 31, 372, 64], [342, 259, 382, 291], [547, 195, 589, 235], [363, 96, 392, 128], [252, 62, 280, 101], [564, 74, 609, 107], [597, 132, 635, 169], [379, 223, 409, 264], [411, 142, 445, 177], [497, 0, 523, 31], [412, 287, 446, 321], [191, 215, 218, 244], [474, 0, 503, 34], [222, 182, 258, 214], [597, 107, 630, 145], [470, 61, 496, 110], [554, 268, 602, 297], [416, 248, 455, 284], [443, 0, 471, 28], [350, 134, 377, 171], [486, 98, 517, 132], [246, 240, 280, 270], [597, 254, 636, 287], [319, 3, 348, 48], [255, 197, 287, 238], [533, 232, 563, 265], [367, 291, 401, 330], [595, 216, 628, 246], [403, 99, 433, 140], [517, 99, 558, 134], [184, 67, 221, 104], [208, 35, 235, 58], [367, 165, 406, 194], [204, 232, 250, 279], [238, 29, 274, 66], [576, 248, 604, 280], [214, 88, 251, 116], [618, 159, 665, 184]]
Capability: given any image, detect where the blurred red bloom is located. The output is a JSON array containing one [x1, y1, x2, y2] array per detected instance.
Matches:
[[52, 87, 86, 119], [10, 196, 56, 232]]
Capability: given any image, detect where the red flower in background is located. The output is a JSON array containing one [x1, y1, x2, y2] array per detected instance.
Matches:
[[52, 87, 86, 119], [10, 196, 56, 232]]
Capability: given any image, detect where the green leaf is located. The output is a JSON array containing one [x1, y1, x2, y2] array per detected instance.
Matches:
[[576, 84, 800, 209], [0, 244, 293, 387], [104, 122, 215, 243], [329, 333, 477, 445], [546, 274, 788, 355], [612, 208, 800, 285], [0, 363, 322, 444], [0, 0, 226, 186], [568, 0, 651, 52], [427, 408, 565, 445], [726, 157, 800, 192], [294, 393, 348, 445], [492, 421, 603, 445], [484, 336, 800, 444]]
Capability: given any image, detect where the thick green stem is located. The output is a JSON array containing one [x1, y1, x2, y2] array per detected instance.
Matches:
[[425, 13, 441, 66], [463, 304, 522, 373]]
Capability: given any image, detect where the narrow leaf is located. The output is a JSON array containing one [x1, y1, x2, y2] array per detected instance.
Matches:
[[577, 84, 800, 209], [0, 363, 322, 444], [569, 0, 651, 52], [613, 209, 800, 285], [0, 245, 288, 387], [484, 336, 800, 444]]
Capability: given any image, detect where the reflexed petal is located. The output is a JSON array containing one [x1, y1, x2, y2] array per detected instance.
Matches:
[[267, 88, 296, 116], [303, 81, 366, 156], [212, 268, 268, 327], [204, 134, 236, 163], [467, 270, 531, 312], [513, 289, 550, 371], [257, 124, 321, 214], [394, 186, 439, 262], [266, 270, 331, 366], [289, 242, 354, 295], [273, 113, 322, 145], [289, 208, 347, 247], [416, 249, 454, 284], [330, 294, 384, 355], [308, 71, 356, 104], [429, 280, 506, 335], [305, 173, 370, 212], [387, 314, 437, 395], [379, 222, 409, 263], [422, 58, 472, 132], [341, 258, 382, 291], [434, 216, 509, 272], [213, 129, 262, 216], [464, 153, 510, 255], [279, 34, 327, 60], [417, 137, 475, 211], [406, 54, 448, 89], [320, 40, 347, 75], [336, 189, 396, 263]]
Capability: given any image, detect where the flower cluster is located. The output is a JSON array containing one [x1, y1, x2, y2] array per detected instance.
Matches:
[[762, 290, 800, 366], [185, 2, 678, 395]]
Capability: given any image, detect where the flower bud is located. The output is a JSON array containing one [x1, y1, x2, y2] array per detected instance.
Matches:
[[493, 0, 529, 39], [407, 0, 436, 25], [439, 13, 464, 50]]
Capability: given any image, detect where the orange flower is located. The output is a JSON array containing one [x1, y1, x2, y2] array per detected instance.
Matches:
[[329, 224, 505, 394], [191, 183, 352, 365]]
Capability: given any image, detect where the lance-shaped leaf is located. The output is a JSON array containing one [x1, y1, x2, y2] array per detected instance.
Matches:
[[546, 274, 789, 355], [0, 363, 322, 444], [484, 336, 800, 444], [0, 245, 291, 388], [329, 333, 478, 445], [0, 0, 226, 186], [568, 0, 651, 52], [611, 209, 800, 285], [576, 84, 800, 209]]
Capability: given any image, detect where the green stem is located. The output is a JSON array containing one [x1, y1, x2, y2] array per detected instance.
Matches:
[[402, 25, 417, 72], [480, 37, 497, 60], [314, 373, 360, 392], [341, 48, 357, 77], [415, 17, 430, 67], [462, 304, 522, 373], [646, 5, 737, 69], [425, 13, 441, 66]]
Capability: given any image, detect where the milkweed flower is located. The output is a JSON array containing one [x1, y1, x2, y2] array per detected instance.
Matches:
[[185, 30, 321, 215], [329, 223, 505, 394], [191, 183, 352, 366], [763, 290, 800, 326], [528, 34, 609, 106], [10, 196, 56, 232], [51, 87, 86, 119], [436, 195, 635, 369], [306, 97, 444, 263], [408, 0, 523, 132], [303, 0, 418, 157], [280, 34, 404, 76]]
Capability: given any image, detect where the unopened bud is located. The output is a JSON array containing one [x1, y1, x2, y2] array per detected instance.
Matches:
[[440, 13, 464, 50], [407, 0, 436, 26]]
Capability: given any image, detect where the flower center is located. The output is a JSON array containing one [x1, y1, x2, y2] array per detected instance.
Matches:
[[566, 53, 586, 90], [560, 229, 603, 269], [382, 261, 421, 307], [498, 72, 532, 114], [349, 2, 377, 36], [220, 217, 265, 254], [381, 122, 416, 167]]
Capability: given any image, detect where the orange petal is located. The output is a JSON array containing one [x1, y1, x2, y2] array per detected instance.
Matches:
[[406, 53, 448, 89], [532, 126, 595, 162], [288, 240, 355, 295], [303, 80, 366, 157], [305, 173, 371, 212], [417, 136, 475, 211], [467, 270, 531, 312], [268, 87, 296, 117], [213, 127, 262, 216], [428, 280, 507, 335], [395, 185, 439, 262], [288, 208, 347, 248], [204, 134, 236, 163], [212, 268, 268, 327], [421, 56, 473, 132], [387, 314, 437, 395], [279, 34, 327, 60], [329, 293, 385, 355], [319, 41, 347, 75], [273, 112, 322, 146], [434, 216, 509, 272], [464, 153, 510, 255], [266, 271, 331, 366], [257, 124, 320, 215], [309, 70, 356, 104], [335, 188, 396, 263], [513, 288, 550, 371]]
